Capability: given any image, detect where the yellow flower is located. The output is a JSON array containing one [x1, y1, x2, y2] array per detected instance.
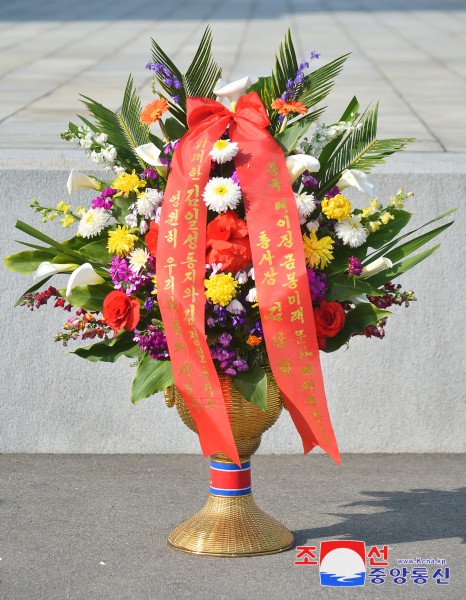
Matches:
[[370, 199, 382, 211], [107, 226, 139, 257], [204, 273, 239, 306], [56, 200, 71, 213], [112, 170, 146, 197], [368, 220, 382, 232], [361, 207, 373, 219], [302, 229, 334, 269], [151, 275, 158, 296], [321, 194, 352, 222], [380, 212, 394, 225], [60, 214, 76, 228]]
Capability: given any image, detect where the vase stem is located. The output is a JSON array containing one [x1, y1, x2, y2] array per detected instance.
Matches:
[[209, 459, 252, 497]]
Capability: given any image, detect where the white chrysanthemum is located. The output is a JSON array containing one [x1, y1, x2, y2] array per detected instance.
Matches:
[[136, 188, 163, 218], [334, 216, 367, 248], [202, 177, 241, 213], [209, 139, 239, 164], [77, 208, 109, 238], [125, 212, 138, 228], [129, 248, 150, 273], [294, 192, 316, 224]]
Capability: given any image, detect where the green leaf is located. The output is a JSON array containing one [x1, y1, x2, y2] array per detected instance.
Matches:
[[327, 244, 368, 276], [298, 54, 350, 109], [72, 330, 142, 363], [384, 222, 453, 265], [112, 196, 132, 225], [184, 26, 222, 99], [325, 303, 391, 352], [131, 355, 174, 403], [80, 239, 112, 263], [4, 249, 54, 274], [366, 245, 441, 288], [117, 75, 151, 162], [14, 275, 53, 306], [14, 221, 84, 263], [366, 210, 412, 250], [64, 283, 113, 311], [164, 116, 187, 141], [232, 365, 268, 411], [364, 207, 456, 265], [326, 275, 382, 302]]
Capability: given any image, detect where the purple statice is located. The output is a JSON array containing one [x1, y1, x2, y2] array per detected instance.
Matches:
[[145, 61, 184, 104], [348, 256, 363, 276], [281, 51, 320, 101], [134, 326, 169, 360], [302, 172, 318, 189], [91, 187, 117, 210], [109, 256, 153, 295], [307, 268, 327, 303], [140, 168, 158, 180]]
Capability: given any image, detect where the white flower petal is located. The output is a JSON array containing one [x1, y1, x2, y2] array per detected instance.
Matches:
[[361, 257, 393, 278], [67, 169, 101, 195], [34, 261, 77, 281], [337, 169, 374, 197], [134, 143, 168, 176], [214, 76, 252, 105], [226, 299, 244, 314], [66, 263, 105, 298], [286, 154, 320, 184]]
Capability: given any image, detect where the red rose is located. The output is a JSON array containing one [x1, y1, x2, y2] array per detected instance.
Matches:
[[313, 300, 346, 350], [103, 290, 140, 335], [145, 221, 159, 257], [206, 210, 251, 272]]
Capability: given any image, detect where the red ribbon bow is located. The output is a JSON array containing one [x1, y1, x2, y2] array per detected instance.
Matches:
[[156, 92, 340, 466]]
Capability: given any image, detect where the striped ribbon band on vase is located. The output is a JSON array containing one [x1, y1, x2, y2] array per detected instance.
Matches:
[[209, 460, 252, 496]]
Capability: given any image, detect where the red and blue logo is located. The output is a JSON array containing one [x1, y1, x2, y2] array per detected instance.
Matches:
[[209, 460, 252, 496], [319, 540, 366, 587]]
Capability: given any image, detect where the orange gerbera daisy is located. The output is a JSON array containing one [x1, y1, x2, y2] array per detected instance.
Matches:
[[246, 334, 263, 347], [271, 98, 307, 116], [140, 98, 169, 125]]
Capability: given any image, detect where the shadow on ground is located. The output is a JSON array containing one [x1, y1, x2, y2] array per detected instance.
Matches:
[[294, 487, 466, 546]]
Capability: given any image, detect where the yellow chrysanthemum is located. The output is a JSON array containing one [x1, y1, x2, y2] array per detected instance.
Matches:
[[107, 226, 138, 257], [204, 273, 239, 306], [321, 194, 352, 222], [112, 170, 146, 197], [302, 229, 334, 270]]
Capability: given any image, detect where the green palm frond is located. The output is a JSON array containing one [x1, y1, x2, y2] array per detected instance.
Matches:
[[317, 102, 412, 195], [150, 37, 186, 108], [118, 75, 150, 153], [297, 54, 350, 109], [184, 26, 222, 98]]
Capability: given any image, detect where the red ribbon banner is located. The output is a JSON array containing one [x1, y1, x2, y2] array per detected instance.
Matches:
[[156, 92, 340, 466]]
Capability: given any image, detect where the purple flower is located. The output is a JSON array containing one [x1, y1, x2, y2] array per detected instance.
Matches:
[[307, 268, 327, 303], [232, 359, 249, 372], [140, 168, 158, 180], [326, 186, 340, 199], [302, 172, 318, 189], [217, 333, 232, 347], [348, 256, 363, 276], [109, 256, 154, 295], [90, 187, 116, 210], [231, 171, 240, 186], [134, 326, 169, 360], [310, 51, 321, 60], [101, 187, 117, 198], [224, 368, 236, 376], [144, 297, 154, 311]]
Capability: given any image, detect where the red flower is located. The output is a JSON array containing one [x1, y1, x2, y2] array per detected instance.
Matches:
[[102, 290, 140, 335], [145, 221, 159, 257], [206, 210, 252, 272], [313, 300, 346, 350]]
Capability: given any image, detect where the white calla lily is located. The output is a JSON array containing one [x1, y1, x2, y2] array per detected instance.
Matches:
[[286, 154, 320, 184], [214, 76, 252, 109], [337, 169, 374, 197], [66, 263, 105, 298], [361, 257, 393, 279], [67, 169, 101, 195], [34, 261, 78, 281], [134, 143, 168, 177]]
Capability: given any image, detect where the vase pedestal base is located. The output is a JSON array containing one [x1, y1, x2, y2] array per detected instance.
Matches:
[[167, 493, 294, 557]]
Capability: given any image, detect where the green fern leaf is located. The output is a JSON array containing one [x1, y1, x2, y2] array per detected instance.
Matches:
[[297, 54, 350, 109]]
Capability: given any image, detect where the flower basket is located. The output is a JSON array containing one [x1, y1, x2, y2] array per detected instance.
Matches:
[[5, 27, 454, 556]]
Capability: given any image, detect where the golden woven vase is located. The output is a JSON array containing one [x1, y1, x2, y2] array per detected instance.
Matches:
[[164, 369, 294, 556]]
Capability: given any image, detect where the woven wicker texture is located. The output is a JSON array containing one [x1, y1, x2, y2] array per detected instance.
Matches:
[[165, 369, 294, 556]]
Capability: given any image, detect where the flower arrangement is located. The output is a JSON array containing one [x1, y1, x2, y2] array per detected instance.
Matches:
[[5, 28, 454, 463]]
